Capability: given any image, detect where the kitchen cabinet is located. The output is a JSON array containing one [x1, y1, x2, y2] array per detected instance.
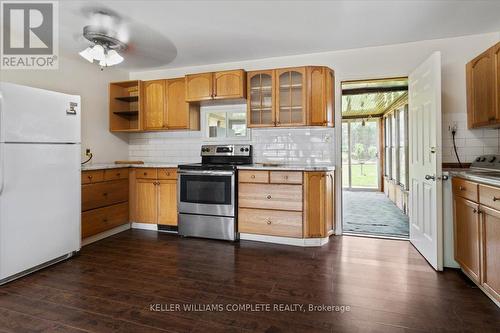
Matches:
[[452, 177, 500, 303], [166, 78, 200, 130], [238, 170, 335, 239], [143, 78, 200, 131], [304, 171, 335, 238], [185, 70, 246, 102], [247, 66, 334, 128], [466, 42, 500, 128], [247, 70, 275, 127], [143, 80, 167, 130], [453, 195, 481, 283], [109, 81, 142, 132], [133, 168, 178, 226], [81, 168, 130, 239]]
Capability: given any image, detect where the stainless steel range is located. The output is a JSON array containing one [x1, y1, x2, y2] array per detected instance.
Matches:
[[177, 144, 252, 241]]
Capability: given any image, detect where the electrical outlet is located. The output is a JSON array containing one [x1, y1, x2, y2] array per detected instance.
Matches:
[[85, 148, 91, 156], [448, 122, 458, 132]]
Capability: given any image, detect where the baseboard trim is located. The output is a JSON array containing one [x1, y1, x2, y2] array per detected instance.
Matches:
[[82, 223, 131, 246], [239, 233, 330, 247], [131, 222, 158, 231]]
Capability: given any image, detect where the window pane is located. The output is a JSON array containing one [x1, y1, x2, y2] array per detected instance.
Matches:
[[207, 112, 226, 138], [227, 112, 247, 138]]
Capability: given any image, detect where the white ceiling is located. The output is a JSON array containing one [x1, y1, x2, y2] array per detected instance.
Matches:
[[60, 0, 500, 71]]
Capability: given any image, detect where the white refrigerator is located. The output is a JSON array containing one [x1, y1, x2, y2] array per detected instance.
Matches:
[[0, 82, 81, 284]]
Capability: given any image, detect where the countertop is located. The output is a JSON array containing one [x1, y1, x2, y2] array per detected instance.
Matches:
[[237, 164, 336, 171], [81, 163, 178, 171], [446, 169, 500, 187]]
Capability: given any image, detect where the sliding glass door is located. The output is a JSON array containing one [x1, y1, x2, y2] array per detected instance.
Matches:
[[342, 119, 380, 190]]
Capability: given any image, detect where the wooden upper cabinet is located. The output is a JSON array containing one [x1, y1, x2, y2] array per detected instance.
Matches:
[[495, 43, 500, 123], [143, 80, 167, 130], [247, 70, 275, 127], [166, 78, 200, 130], [466, 42, 499, 128], [247, 66, 334, 128], [185, 72, 213, 102], [453, 195, 481, 283], [276, 67, 307, 126], [214, 69, 246, 99], [186, 70, 246, 102], [308, 66, 335, 127]]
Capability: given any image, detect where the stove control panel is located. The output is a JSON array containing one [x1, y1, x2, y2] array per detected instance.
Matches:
[[201, 144, 252, 157], [471, 155, 500, 170]]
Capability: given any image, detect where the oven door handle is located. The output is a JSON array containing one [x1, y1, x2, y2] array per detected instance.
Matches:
[[177, 169, 235, 176]]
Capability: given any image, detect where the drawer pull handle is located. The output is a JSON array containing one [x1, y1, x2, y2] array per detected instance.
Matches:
[[166, 172, 170, 176], [266, 194, 272, 199], [251, 175, 256, 179], [144, 172, 147, 176], [493, 197, 500, 202], [116, 173, 121, 176], [103, 192, 108, 196], [265, 218, 272, 225], [459, 186, 465, 191], [103, 218, 108, 223], [88, 175, 92, 179]]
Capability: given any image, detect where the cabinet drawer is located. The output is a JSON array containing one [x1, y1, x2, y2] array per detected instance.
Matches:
[[136, 168, 158, 179], [452, 178, 478, 201], [82, 179, 129, 211], [270, 171, 303, 184], [158, 168, 177, 180], [104, 168, 129, 181], [238, 183, 303, 211], [81, 170, 104, 184], [479, 184, 500, 210], [239, 208, 303, 238], [82, 202, 129, 238], [239, 170, 269, 183]]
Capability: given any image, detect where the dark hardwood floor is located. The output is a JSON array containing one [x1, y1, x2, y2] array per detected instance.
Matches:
[[0, 229, 498, 332]]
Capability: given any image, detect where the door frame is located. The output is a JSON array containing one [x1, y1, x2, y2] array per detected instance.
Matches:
[[342, 118, 382, 192], [336, 76, 409, 237]]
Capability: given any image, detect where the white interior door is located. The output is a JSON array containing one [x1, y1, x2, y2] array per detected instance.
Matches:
[[408, 52, 443, 271]]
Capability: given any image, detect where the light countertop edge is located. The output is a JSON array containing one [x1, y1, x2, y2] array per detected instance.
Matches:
[[237, 165, 336, 171], [81, 163, 178, 171], [447, 170, 500, 188]]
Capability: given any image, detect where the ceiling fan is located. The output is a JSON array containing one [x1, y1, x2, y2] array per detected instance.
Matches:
[[77, 7, 177, 70]]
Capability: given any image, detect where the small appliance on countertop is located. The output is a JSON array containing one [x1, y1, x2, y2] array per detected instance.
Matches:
[[177, 144, 252, 241]]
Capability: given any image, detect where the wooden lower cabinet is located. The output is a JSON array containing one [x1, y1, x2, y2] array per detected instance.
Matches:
[[480, 206, 500, 302], [81, 169, 130, 240], [452, 177, 500, 303], [238, 170, 335, 239], [82, 202, 129, 239], [453, 195, 481, 282], [133, 168, 178, 226]]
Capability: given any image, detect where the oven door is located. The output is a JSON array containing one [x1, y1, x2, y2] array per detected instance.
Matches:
[[178, 170, 235, 217]]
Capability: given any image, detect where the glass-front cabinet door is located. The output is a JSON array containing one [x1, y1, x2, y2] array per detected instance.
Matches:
[[247, 70, 275, 127], [276, 67, 307, 126]]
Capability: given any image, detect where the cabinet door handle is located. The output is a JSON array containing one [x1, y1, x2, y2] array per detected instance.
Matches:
[[103, 192, 108, 197], [266, 194, 272, 199], [265, 218, 272, 225], [493, 197, 499, 202], [103, 218, 108, 223], [473, 208, 477, 213]]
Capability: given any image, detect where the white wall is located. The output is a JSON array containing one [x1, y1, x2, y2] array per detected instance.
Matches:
[[0, 55, 130, 164], [130, 31, 500, 165]]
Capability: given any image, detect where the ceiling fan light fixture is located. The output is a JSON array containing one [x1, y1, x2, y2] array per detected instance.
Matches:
[[106, 50, 124, 66], [79, 47, 94, 63], [90, 44, 106, 61]]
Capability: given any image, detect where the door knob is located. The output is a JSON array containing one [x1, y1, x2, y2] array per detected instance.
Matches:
[[425, 175, 436, 181]]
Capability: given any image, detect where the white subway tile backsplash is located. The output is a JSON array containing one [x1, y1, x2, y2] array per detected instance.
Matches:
[[128, 126, 336, 166], [442, 112, 500, 163]]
